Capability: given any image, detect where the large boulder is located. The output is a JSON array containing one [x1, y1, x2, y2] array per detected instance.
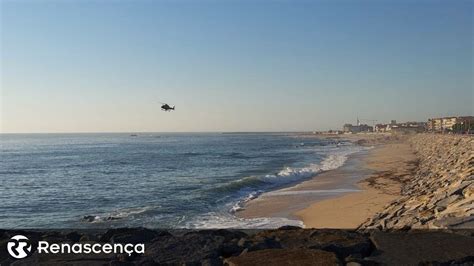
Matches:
[[224, 248, 340, 266], [144, 230, 246, 264], [253, 229, 373, 259], [367, 230, 474, 265], [99, 228, 170, 244]]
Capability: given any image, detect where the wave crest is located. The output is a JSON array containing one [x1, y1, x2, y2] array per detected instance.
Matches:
[[226, 145, 365, 213]]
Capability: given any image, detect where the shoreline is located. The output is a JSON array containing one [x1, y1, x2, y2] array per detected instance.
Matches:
[[237, 133, 415, 228], [295, 140, 417, 228]]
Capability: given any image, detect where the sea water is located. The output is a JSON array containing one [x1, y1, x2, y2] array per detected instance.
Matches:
[[0, 133, 364, 229]]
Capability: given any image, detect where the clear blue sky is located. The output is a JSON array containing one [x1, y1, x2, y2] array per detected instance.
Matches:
[[1, 0, 472, 133]]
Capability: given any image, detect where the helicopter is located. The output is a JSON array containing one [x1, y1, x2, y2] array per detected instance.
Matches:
[[159, 102, 175, 112]]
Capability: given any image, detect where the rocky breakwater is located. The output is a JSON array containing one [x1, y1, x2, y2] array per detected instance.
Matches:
[[361, 134, 474, 229]]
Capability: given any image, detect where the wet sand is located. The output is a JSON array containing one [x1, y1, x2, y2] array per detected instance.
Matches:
[[238, 150, 371, 220], [238, 135, 417, 229]]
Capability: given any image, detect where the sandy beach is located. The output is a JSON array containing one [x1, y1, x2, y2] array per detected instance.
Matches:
[[239, 133, 473, 230], [295, 141, 417, 228], [238, 134, 418, 228]]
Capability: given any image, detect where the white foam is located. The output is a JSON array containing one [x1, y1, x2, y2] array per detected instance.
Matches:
[[260, 145, 363, 186], [230, 190, 262, 213], [188, 143, 371, 230], [185, 212, 304, 229], [219, 144, 369, 228]]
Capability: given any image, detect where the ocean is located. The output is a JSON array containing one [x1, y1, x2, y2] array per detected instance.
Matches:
[[0, 133, 364, 229]]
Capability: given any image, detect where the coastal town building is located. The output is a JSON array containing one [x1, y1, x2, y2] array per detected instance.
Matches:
[[374, 124, 388, 133], [427, 118, 441, 131], [343, 123, 373, 133], [427, 116, 474, 133], [344, 115, 472, 135], [343, 119, 373, 133], [374, 120, 398, 133], [390, 123, 426, 134], [374, 120, 426, 134]]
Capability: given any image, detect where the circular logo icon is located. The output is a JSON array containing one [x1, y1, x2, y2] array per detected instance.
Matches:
[[7, 235, 32, 259]]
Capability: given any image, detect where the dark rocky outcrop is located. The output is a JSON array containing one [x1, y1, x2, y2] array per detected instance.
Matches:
[[224, 248, 340, 266], [1, 228, 473, 265], [144, 230, 248, 264], [99, 228, 170, 244]]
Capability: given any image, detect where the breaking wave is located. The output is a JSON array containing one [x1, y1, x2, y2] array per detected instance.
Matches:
[[226, 145, 366, 214], [184, 212, 304, 229], [218, 147, 360, 195]]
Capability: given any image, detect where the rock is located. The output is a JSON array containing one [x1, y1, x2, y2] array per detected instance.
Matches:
[[188, 229, 247, 241], [1, 229, 474, 265], [436, 195, 461, 208], [432, 216, 474, 229], [345, 262, 361, 266], [221, 240, 244, 257], [109, 260, 135, 266], [144, 230, 240, 264], [224, 249, 339, 266], [360, 134, 474, 230], [345, 255, 380, 266], [463, 185, 474, 198], [116, 253, 135, 262], [420, 255, 474, 265], [367, 230, 474, 265], [65, 231, 82, 242], [309, 230, 374, 258], [240, 236, 282, 252], [134, 258, 160, 266], [252, 229, 373, 259], [99, 228, 170, 244], [447, 181, 472, 196], [201, 257, 224, 266], [79, 234, 100, 242], [277, 225, 304, 230], [41, 231, 68, 243]]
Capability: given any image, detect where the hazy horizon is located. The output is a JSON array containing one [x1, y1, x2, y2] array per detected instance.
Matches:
[[1, 0, 473, 133]]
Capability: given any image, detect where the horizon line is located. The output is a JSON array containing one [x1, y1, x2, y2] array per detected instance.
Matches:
[[0, 130, 322, 134]]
